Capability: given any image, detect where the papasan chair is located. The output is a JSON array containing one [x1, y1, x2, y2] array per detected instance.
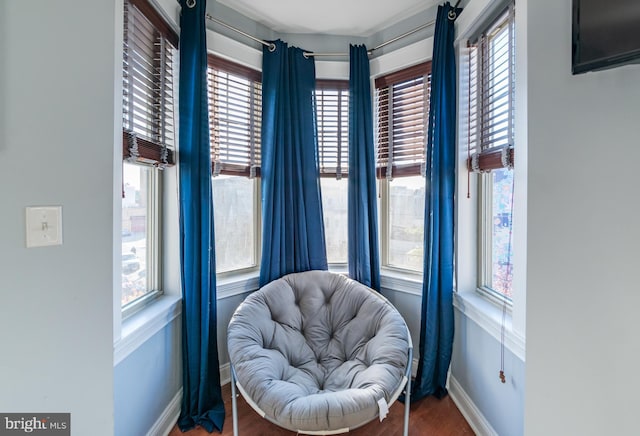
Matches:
[[227, 270, 413, 435]]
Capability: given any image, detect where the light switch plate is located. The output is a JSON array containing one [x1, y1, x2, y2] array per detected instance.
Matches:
[[26, 206, 63, 248]]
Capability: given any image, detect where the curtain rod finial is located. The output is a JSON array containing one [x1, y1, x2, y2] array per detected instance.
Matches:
[[449, 0, 462, 20]]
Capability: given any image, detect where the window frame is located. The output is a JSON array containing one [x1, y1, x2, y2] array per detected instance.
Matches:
[[478, 172, 505, 304], [207, 55, 263, 276], [378, 176, 427, 275], [211, 176, 262, 278], [120, 0, 177, 316], [315, 80, 350, 266], [469, 2, 516, 304], [379, 180, 398, 273], [121, 164, 163, 318]]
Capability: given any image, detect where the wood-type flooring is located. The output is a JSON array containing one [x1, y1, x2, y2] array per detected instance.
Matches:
[[168, 383, 475, 436]]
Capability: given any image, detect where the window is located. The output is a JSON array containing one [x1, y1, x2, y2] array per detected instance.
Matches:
[[211, 176, 258, 272], [468, 3, 515, 301], [383, 176, 426, 271], [122, 163, 160, 306], [207, 55, 262, 273], [121, 0, 177, 312], [316, 80, 349, 264], [375, 62, 431, 272], [122, 0, 177, 164]]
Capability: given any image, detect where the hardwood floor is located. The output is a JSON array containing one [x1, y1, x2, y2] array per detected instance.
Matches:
[[168, 383, 474, 436]]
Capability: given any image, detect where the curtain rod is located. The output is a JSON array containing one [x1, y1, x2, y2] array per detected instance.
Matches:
[[305, 19, 436, 57], [206, 14, 276, 51], [205, 13, 437, 58]]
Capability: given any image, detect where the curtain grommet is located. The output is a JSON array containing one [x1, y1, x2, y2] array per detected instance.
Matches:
[[186, 0, 196, 8]]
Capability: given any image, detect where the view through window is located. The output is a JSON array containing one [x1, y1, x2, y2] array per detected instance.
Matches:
[[320, 178, 348, 263], [387, 176, 425, 271], [490, 168, 514, 298], [122, 163, 151, 306], [212, 176, 257, 272]]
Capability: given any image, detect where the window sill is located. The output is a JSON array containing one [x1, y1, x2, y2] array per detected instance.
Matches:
[[453, 290, 525, 361], [113, 271, 260, 367], [114, 294, 182, 366], [217, 271, 260, 299], [380, 269, 423, 296], [217, 266, 349, 300], [327, 264, 348, 275]]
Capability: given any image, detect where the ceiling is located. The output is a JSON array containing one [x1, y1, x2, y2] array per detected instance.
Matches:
[[217, 0, 441, 36]]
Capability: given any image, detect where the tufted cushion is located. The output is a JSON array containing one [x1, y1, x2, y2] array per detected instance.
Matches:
[[227, 270, 410, 433]]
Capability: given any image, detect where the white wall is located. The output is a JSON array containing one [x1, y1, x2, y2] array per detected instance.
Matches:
[[452, 314, 524, 435], [524, 0, 640, 434], [0, 1, 119, 434]]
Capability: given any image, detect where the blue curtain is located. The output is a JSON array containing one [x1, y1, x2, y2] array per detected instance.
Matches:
[[259, 40, 328, 286], [177, 0, 225, 432], [412, 2, 461, 401], [348, 45, 380, 291]]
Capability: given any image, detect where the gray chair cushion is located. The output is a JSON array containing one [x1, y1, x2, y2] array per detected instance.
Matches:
[[227, 270, 410, 433]]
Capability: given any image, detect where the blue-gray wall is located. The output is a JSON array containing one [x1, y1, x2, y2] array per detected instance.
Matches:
[[0, 1, 119, 434], [382, 284, 525, 435], [452, 309, 525, 435], [114, 318, 182, 436]]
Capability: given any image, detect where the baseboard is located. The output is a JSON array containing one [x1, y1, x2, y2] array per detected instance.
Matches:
[[220, 362, 231, 385], [147, 388, 182, 436], [448, 376, 497, 436], [152, 367, 228, 436]]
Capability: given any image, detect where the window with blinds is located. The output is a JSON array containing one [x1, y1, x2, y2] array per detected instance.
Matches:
[[122, 0, 177, 166], [467, 3, 515, 172], [207, 55, 262, 178], [468, 1, 517, 301], [316, 80, 349, 179], [375, 62, 432, 179]]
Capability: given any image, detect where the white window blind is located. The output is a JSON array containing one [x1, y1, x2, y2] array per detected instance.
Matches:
[[375, 62, 432, 179], [316, 80, 349, 179], [207, 55, 262, 178], [122, 0, 176, 166], [467, 3, 515, 172]]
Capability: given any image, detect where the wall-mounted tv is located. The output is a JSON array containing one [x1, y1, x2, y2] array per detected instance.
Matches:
[[572, 0, 640, 74]]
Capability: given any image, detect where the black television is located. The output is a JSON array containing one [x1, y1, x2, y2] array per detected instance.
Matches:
[[572, 0, 640, 74]]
